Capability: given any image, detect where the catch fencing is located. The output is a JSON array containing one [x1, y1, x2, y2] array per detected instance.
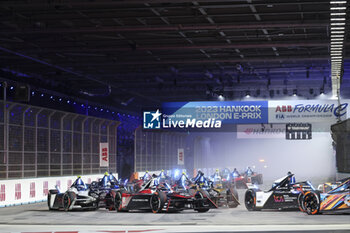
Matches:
[[0, 101, 119, 179], [134, 128, 186, 172]]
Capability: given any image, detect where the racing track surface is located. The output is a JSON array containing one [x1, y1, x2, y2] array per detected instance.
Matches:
[[0, 191, 349, 233]]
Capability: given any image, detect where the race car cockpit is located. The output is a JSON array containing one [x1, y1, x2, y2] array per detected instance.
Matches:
[[71, 176, 88, 191]]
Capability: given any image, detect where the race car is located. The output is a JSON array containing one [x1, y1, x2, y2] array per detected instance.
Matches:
[[301, 177, 350, 215], [244, 167, 263, 185], [194, 170, 239, 208], [89, 172, 122, 210], [48, 173, 121, 211], [114, 174, 217, 213], [244, 173, 315, 211], [317, 177, 350, 193], [231, 168, 249, 189], [48, 176, 99, 211]]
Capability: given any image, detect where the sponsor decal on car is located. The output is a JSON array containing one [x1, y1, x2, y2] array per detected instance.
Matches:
[[132, 199, 149, 202]]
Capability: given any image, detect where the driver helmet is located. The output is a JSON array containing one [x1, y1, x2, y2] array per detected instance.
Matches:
[[73, 176, 86, 191]]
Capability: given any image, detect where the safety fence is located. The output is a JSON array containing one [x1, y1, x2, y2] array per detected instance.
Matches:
[[0, 101, 119, 179], [134, 128, 186, 172]]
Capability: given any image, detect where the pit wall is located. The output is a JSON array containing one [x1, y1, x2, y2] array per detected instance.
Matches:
[[0, 173, 117, 207]]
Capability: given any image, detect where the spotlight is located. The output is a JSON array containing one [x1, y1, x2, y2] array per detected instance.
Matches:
[[41, 94, 44, 97], [67, 100, 70, 103], [320, 88, 324, 95], [50, 96, 53, 99], [218, 94, 225, 101], [293, 89, 297, 96], [59, 98, 62, 101], [245, 91, 250, 98]]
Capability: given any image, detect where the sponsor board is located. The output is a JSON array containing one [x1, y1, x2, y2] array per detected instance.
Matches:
[[178, 148, 185, 165], [268, 100, 349, 123], [143, 100, 350, 131], [237, 124, 285, 139], [99, 142, 109, 167], [163, 101, 268, 125]]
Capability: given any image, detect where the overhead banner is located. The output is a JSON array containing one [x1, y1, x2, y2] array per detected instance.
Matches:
[[178, 148, 184, 165], [237, 124, 285, 139], [268, 100, 349, 123], [142, 100, 349, 131], [99, 143, 109, 167]]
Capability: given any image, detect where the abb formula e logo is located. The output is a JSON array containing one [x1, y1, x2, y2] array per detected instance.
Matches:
[[275, 103, 348, 117]]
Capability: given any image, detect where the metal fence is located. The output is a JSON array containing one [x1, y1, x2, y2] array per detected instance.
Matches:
[[0, 101, 119, 179], [134, 128, 186, 172]]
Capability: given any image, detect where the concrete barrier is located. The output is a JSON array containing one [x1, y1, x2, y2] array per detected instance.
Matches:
[[0, 173, 117, 207]]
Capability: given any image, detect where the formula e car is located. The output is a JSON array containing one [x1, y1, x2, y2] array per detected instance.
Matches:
[[89, 172, 123, 210], [48, 173, 122, 211], [231, 168, 249, 189], [244, 167, 263, 185], [194, 170, 239, 208], [301, 177, 350, 215], [245, 173, 315, 211], [48, 176, 99, 211], [114, 174, 217, 213]]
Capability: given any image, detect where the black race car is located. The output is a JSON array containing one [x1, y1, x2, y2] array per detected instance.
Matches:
[[194, 170, 239, 208], [114, 175, 217, 213], [245, 173, 315, 211]]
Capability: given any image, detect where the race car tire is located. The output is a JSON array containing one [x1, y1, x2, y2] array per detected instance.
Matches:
[[114, 190, 127, 212], [302, 191, 320, 215], [194, 190, 210, 212], [107, 191, 116, 211], [63, 192, 73, 211], [227, 188, 239, 208], [245, 189, 259, 211], [91, 201, 99, 211], [150, 191, 167, 213], [297, 193, 305, 212]]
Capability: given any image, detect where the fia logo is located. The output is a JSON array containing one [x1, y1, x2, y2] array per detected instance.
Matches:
[[143, 109, 162, 129]]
